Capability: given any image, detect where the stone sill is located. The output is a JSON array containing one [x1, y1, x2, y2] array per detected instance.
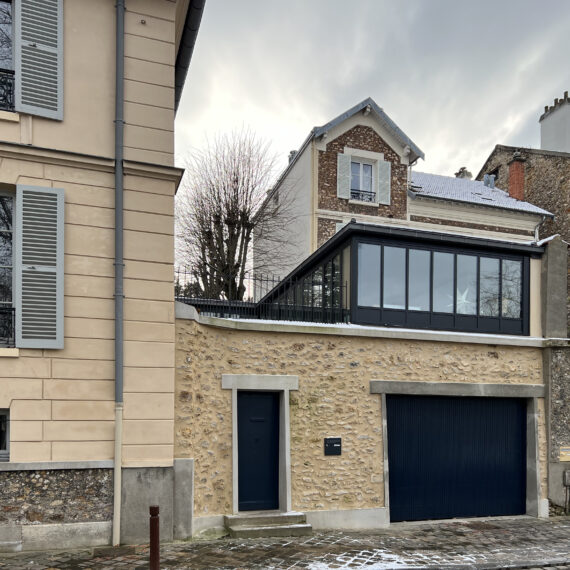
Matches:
[[348, 199, 380, 207], [0, 348, 19, 357], [175, 302, 555, 348], [0, 110, 19, 123]]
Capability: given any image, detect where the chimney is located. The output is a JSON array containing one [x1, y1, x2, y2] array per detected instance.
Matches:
[[507, 151, 526, 201], [454, 166, 472, 179], [539, 90, 570, 152]]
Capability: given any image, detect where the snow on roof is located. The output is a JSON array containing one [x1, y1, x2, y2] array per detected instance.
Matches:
[[410, 171, 553, 217]]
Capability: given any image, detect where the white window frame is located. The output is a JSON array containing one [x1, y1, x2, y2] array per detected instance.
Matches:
[[350, 160, 374, 196]]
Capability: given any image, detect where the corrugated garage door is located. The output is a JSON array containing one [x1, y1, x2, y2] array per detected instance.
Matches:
[[386, 395, 527, 522]]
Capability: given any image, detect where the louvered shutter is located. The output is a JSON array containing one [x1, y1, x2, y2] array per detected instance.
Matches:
[[14, 0, 63, 120], [15, 186, 64, 349], [377, 159, 391, 205], [337, 154, 351, 199]]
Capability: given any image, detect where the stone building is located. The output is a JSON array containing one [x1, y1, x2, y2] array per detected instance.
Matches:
[[0, 0, 204, 551], [476, 91, 570, 509], [177, 98, 568, 536]]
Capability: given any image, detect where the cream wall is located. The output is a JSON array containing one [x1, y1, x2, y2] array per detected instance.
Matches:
[[0, 147, 178, 467], [1, 0, 177, 165], [175, 318, 548, 519]]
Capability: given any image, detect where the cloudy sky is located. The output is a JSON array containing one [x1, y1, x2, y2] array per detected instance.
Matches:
[[175, 0, 570, 179]]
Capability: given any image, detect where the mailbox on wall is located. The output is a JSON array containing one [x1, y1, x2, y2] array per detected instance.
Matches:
[[324, 437, 341, 456]]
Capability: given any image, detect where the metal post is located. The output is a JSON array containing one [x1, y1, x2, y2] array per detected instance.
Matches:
[[149, 505, 160, 570]]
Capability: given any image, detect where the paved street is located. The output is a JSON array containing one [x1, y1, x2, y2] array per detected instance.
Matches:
[[0, 516, 569, 569]]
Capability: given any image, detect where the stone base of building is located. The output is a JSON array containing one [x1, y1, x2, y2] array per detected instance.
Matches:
[[306, 507, 389, 529]]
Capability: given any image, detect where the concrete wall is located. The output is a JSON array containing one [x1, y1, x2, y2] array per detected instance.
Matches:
[[175, 316, 548, 527], [541, 100, 570, 153]]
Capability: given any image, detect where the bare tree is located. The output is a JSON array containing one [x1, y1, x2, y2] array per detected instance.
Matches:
[[176, 129, 296, 301]]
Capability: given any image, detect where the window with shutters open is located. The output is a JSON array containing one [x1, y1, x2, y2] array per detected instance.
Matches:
[[0, 0, 63, 119], [14, 185, 64, 349], [337, 150, 391, 206]]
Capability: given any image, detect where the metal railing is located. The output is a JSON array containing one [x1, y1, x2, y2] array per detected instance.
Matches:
[[0, 69, 14, 112], [175, 269, 349, 324], [350, 189, 376, 203], [0, 306, 15, 347]]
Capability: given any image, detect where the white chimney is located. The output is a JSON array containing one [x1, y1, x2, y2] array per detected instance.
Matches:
[[539, 91, 570, 152]]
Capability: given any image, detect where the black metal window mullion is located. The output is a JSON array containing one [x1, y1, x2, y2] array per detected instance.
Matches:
[[453, 253, 457, 328]]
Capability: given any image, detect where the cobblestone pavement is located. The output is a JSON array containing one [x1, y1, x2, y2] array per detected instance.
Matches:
[[0, 517, 569, 569]]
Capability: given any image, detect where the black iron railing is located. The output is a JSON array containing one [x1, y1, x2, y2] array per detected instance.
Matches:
[[175, 269, 349, 324], [0, 306, 15, 347], [0, 69, 14, 112], [350, 188, 376, 203]]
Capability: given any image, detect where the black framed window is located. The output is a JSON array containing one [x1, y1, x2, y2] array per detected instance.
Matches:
[[0, 409, 8, 462], [353, 237, 530, 335], [0, 194, 13, 346], [0, 0, 13, 112]]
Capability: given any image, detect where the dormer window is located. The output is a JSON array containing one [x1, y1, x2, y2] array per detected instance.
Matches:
[[351, 160, 375, 202]]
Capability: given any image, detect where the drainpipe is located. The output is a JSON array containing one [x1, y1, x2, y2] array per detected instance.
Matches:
[[113, 0, 126, 547]]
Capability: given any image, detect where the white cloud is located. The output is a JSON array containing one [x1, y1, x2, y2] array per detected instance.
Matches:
[[176, 0, 570, 179]]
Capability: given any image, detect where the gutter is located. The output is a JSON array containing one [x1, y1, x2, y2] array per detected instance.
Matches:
[[112, 0, 125, 547], [174, 0, 205, 112]]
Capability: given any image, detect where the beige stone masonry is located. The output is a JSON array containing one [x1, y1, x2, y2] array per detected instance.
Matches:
[[175, 318, 547, 519]]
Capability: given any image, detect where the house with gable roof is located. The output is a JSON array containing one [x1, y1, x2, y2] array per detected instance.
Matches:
[[175, 98, 568, 537]]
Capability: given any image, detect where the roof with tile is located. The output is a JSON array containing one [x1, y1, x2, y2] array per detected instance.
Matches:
[[410, 171, 553, 217]]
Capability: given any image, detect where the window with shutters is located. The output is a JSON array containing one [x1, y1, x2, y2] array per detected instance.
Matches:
[[0, 0, 63, 119], [0, 186, 63, 349], [337, 149, 391, 206], [0, 410, 8, 462]]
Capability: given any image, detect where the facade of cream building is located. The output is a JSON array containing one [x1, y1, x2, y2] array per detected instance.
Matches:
[[0, 0, 204, 550]]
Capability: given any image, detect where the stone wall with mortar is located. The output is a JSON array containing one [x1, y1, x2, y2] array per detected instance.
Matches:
[[477, 146, 570, 328], [0, 469, 112, 525], [175, 319, 548, 519], [317, 125, 408, 221], [549, 346, 570, 462]]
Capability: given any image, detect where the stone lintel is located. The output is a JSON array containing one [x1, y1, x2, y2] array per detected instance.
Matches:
[[370, 380, 545, 398]]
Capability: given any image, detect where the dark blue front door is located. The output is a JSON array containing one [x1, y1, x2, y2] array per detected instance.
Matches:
[[387, 395, 527, 522], [238, 391, 280, 511]]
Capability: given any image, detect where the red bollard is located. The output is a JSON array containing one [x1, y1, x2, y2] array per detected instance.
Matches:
[[149, 505, 160, 570]]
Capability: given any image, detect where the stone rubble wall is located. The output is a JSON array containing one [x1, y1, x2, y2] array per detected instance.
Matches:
[[549, 347, 570, 462], [175, 319, 547, 518], [0, 468, 113, 525]]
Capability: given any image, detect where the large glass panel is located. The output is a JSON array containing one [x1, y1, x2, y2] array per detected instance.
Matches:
[[312, 266, 323, 308], [433, 252, 453, 313], [0, 2, 13, 71], [479, 257, 499, 316], [362, 164, 372, 192], [0, 196, 12, 231], [502, 259, 522, 318], [323, 261, 332, 308], [408, 249, 430, 311], [383, 246, 405, 310], [351, 162, 360, 190], [332, 254, 342, 308], [357, 243, 380, 307], [456, 255, 477, 315], [0, 267, 11, 303]]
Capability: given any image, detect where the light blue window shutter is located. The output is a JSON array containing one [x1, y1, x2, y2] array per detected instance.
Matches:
[[337, 154, 351, 199], [14, 0, 64, 120], [376, 159, 391, 205], [15, 186, 64, 349]]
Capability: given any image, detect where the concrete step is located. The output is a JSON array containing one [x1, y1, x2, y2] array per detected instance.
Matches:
[[0, 540, 23, 553], [224, 511, 307, 528], [227, 522, 313, 539]]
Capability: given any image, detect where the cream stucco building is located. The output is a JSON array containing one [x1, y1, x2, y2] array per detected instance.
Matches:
[[0, 0, 204, 550]]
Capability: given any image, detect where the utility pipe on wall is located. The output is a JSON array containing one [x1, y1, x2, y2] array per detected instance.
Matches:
[[112, 0, 126, 547]]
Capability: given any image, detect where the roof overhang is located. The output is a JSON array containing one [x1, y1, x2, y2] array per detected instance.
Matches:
[[174, 0, 206, 113]]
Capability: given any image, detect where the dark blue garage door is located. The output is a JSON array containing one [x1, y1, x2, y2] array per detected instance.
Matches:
[[386, 395, 527, 522]]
